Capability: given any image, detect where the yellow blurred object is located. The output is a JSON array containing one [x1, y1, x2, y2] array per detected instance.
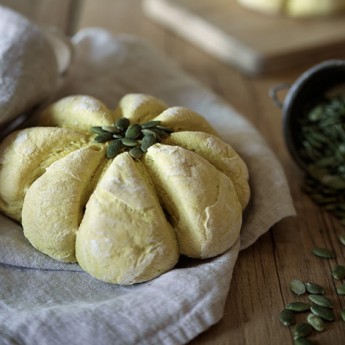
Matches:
[[237, 0, 345, 17], [237, 0, 284, 14]]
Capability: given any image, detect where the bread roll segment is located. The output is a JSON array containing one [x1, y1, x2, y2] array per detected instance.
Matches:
[[114, 93, 167, 123], [76, 153, 179, 285], [22, 145, 106, 262], [37, 95, 114, 130], [163, 131, 250, 210], [144, 144, 242, 259], [154, 107, 217, 135], [0, 127, 89, 221]]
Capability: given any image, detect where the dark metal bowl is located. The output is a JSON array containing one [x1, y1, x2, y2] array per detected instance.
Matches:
[[270, 59, 345, 171]]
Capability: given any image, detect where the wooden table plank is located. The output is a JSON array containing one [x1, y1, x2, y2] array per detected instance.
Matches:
[[142, 0, 345, 74], [0, 0, 82, 34]]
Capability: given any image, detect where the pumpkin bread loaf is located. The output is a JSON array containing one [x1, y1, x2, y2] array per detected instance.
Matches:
[[0, 94, 250, 285]]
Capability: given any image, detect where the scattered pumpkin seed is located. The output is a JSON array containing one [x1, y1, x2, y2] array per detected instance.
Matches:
[[341, 309, 345, 322], [310, 305, 335, 321], [286, 302, 311, 312], [94, 132, 114, 142], [129, 147, 144, 160], [91, 126, 107, 134], [121, 138, 139, 147], [292, 323, 313, 339], [125, 124, 142, 139], [305, 282, 325, 295], [115, 117, 130, 131], [331, 264, 345, 280], [279, 309, 295, 326], [141, 120, 161, 129], [151, 127, 169, 139], [141, 129, 157, 137], [289, 279, 306, 295], [308, 294, 333, 309], [307, 313, 325, 332], [156, 125, 173, 132], [336, 284, 345, 295], [106, 139, 123, 159], [101, 126, 120, 133], [294, 337, 314, 345], [141, 134, 156, 152], [321, 175, 345, 190], [113, 133, 123, 139], [312, 247, 336, 259]]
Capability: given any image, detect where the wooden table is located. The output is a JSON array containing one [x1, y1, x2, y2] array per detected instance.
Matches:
[[5, 0, 345, 344]]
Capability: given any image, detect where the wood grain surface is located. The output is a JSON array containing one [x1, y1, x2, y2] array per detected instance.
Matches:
[[5, 0, 345, 344], [0, 0, 81, 34]]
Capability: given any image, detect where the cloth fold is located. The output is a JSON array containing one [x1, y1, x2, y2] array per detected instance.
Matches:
[[0, 26, 296, 345]]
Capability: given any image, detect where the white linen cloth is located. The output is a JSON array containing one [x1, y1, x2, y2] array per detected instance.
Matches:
[[0, 6, 58, 128], [0, 18, 296, 345]]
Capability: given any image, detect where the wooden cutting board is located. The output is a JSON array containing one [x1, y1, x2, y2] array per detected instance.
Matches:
[[142, 0, 345, 74]]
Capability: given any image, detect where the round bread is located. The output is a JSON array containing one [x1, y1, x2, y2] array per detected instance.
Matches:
[[0, 93, 250, 284]]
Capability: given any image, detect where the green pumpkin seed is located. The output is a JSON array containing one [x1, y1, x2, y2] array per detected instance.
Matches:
[[307, 313, 325, 332], [312, 247, 336, 259], [310, 305, 335, 321], [101, 126, 121, 133], [336, 284, 345, 295], [91, 117, 174, 160], [91, 126, 107, 134], [141, 120, 161, 129], [279, 309, 295, 326], [115, 117, 130, 131], [292, 323, 313, 339], [151, 127, 169, 139], [294, 337, 314, 345], [289, 279, 306, 295], [305, 282, 325, 295], [325, 203, 339, 211], [286, 302, 311, 312], [341, 309, 345, 322], [318, 156, 340, 168], [106, 139, 123, 158], [142, 129, 158, 138], [125, 124, 142, 139], [332, 264, 345, 280], [121, 138, 139, 147], [308, 105, 324, 121], [308, 294, 333, 309], [141, 134, 156, 152], [94, 132, 114, 142], [129, 147, 144, 160], [321, 175, 345, 190], [156, 125, 173, 133]]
